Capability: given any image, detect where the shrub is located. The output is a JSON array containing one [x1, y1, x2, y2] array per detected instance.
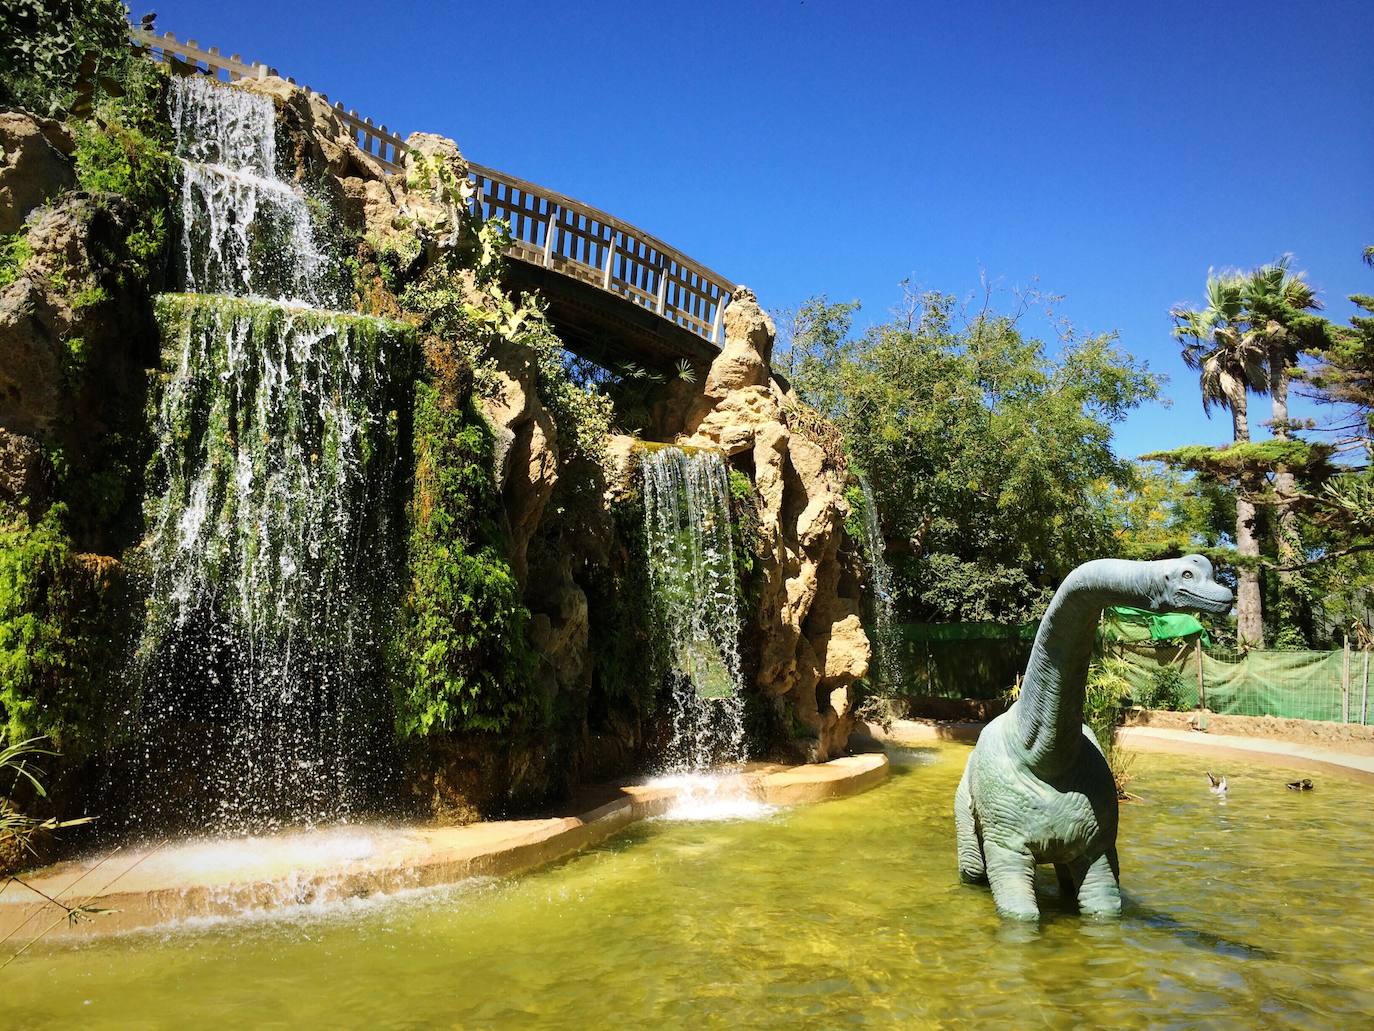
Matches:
[[0, 0, 132, 117], [1140, 664, 1189, 711], [0, 504, 129, 758], [390, 386, 536, 736]]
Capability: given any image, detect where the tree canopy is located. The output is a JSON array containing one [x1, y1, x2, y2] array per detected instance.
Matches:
[[781, 288, 1161, 623]]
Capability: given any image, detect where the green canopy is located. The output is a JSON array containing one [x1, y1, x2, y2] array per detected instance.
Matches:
[[1103, 606, 1210, 646]]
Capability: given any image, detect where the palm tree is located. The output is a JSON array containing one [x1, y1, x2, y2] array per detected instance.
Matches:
[[1240, 257, 1324, 585], [1173, 272, 1268, 647]]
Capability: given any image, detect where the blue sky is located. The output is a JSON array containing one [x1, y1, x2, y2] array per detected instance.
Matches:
[[152, 0, 1373, 459]]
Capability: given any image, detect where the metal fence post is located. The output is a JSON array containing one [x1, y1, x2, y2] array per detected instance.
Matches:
[[1342, 634, 1351, 723], [1196, 636, 1205, 711], [1363, 650, 1369, 726]]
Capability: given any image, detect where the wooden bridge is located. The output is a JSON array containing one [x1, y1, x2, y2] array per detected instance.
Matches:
[[132, 29, 735, 371]]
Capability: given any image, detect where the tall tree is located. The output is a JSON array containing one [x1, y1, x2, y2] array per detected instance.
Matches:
[[1241, 257, 1325, 615], [781, 288, 1160, 623], [1172, 272, 1269, 646]]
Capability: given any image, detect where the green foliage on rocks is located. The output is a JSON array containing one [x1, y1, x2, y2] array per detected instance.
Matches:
[[390, 383, 536, 736], [402, 219, 612, 466], [0, 0, 132, 116], [584, 493, 669, 712], [71, 67, 174, 286], [0, 232, 36, 289], [0, 503, 129, 758]]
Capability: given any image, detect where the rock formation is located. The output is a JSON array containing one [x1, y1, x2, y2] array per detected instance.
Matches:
[[666, 287, 871, 759]]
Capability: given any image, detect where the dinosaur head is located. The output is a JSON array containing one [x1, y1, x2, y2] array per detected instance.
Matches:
[[1147, 555, 1234, 614]]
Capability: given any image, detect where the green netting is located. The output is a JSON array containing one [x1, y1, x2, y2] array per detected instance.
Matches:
[[888, 621, 1374, 724], [1103, 607, 1210, 645], [1111, 643, 1371, 725]]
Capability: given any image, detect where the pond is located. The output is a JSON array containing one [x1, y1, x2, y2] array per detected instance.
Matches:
[[4, 742, 1371, 1028]]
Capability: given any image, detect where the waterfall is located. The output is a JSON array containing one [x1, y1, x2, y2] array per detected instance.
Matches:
[[641, 448, 747, 773], [170, 75, 342, 307], [133, 78, 412, 831], [857, 474, 902, 693]]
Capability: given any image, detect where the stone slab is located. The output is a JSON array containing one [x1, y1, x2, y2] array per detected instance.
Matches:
[[0, 753, 887, 940]]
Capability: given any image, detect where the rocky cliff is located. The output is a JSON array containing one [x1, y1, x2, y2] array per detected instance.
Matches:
[[0, 68, 872, 850], [653, 289, 870, 759]]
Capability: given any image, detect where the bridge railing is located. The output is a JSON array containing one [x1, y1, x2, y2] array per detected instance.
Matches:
[[131, 28, 733, 344], [468, 163, 733, 344]]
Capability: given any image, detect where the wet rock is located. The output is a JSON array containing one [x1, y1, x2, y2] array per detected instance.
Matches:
[[663, 283, 870, 760], [0, 427, 50, 509], [0, 111, 75, 235], [481, 346, 558, 584]]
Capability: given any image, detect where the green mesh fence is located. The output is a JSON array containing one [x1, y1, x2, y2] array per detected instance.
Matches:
[[893, 623, 1034, 701], [1110, 642, 1372, 725], [892, 623, 1374, 725]]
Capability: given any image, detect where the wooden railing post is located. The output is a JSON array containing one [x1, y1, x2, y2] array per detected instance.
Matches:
[[542, 207, 559, 268], [655, 258, 669, 315], [1195, 636, 1205, 711], [1342, 634, 1351, 723], [603, 236, 616, 290], [1362, 650, 1369, 726]]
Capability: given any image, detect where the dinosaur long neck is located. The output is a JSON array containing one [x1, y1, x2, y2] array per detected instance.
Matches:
[[1015, 560, 1155, 774]]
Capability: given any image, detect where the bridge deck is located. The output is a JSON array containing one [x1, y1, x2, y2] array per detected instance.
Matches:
[[132, 28, 736, 370]]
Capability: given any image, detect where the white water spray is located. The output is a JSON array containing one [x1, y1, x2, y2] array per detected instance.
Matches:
[[133, 78, 411, 831], [641, 447, 747, 775], [857, 474, 902, 693], [170, 75, 341, 306]]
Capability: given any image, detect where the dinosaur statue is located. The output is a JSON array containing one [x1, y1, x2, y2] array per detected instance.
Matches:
[[954, 555, 1233, 920]]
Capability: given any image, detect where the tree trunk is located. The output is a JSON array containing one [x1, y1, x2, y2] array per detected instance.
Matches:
[[1231, 387, 1265, 648], [1269, 341, 1303, 637]]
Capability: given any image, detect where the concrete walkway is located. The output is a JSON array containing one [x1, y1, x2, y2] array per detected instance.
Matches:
[[879, 718, 1374, 785], [0, 753, 887, 940], [1117, 726, 1374, 784]]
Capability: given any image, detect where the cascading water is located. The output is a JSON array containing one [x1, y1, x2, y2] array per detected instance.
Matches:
[[132, 77, 412, 831], [640, 447, 747, 775], [857, 474, 902, 693], [169, 75, 342, 307]]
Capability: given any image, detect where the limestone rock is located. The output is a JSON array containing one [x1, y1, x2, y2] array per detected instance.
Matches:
[[703, 286, 774, 395], [0, 427, 49, 509], [660, 283, 871, 760], [602, 434, 641, 504], [0, 111, 75, 235], [401, 132, 471, 240], [0, 277, 63, 437], [480, 347, 558, 584]]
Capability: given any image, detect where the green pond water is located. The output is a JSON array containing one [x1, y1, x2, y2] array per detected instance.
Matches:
[[4, 742, 1372, 1029]]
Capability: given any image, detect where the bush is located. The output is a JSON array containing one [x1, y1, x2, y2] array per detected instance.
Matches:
[[0, 504, 129, 758], [389, 385, 536, 736], [0, 0, 132, 117], [71, 65, 175, 286], [1139, 665, 1189, 711]]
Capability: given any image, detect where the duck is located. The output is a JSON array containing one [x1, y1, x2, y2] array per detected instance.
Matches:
[[1207, 771, 1228, 797], [1285, 778, 1314, 791]]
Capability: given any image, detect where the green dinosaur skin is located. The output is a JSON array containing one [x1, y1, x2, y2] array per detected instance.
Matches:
[[954, 556, 1233, 920]]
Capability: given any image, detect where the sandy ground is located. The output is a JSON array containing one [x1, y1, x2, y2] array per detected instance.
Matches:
[[1123, 709, 1374, 756]]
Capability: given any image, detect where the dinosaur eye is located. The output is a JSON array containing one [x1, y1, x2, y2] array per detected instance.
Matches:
[[1182, 570, 1194, 579]]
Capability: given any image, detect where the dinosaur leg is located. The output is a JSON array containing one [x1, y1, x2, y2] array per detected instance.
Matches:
[[954, 765, 985, 883], [1054, 863, 1079, 909], [983, 840, 1039, 921], [1073, 848, 1121, 917]]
